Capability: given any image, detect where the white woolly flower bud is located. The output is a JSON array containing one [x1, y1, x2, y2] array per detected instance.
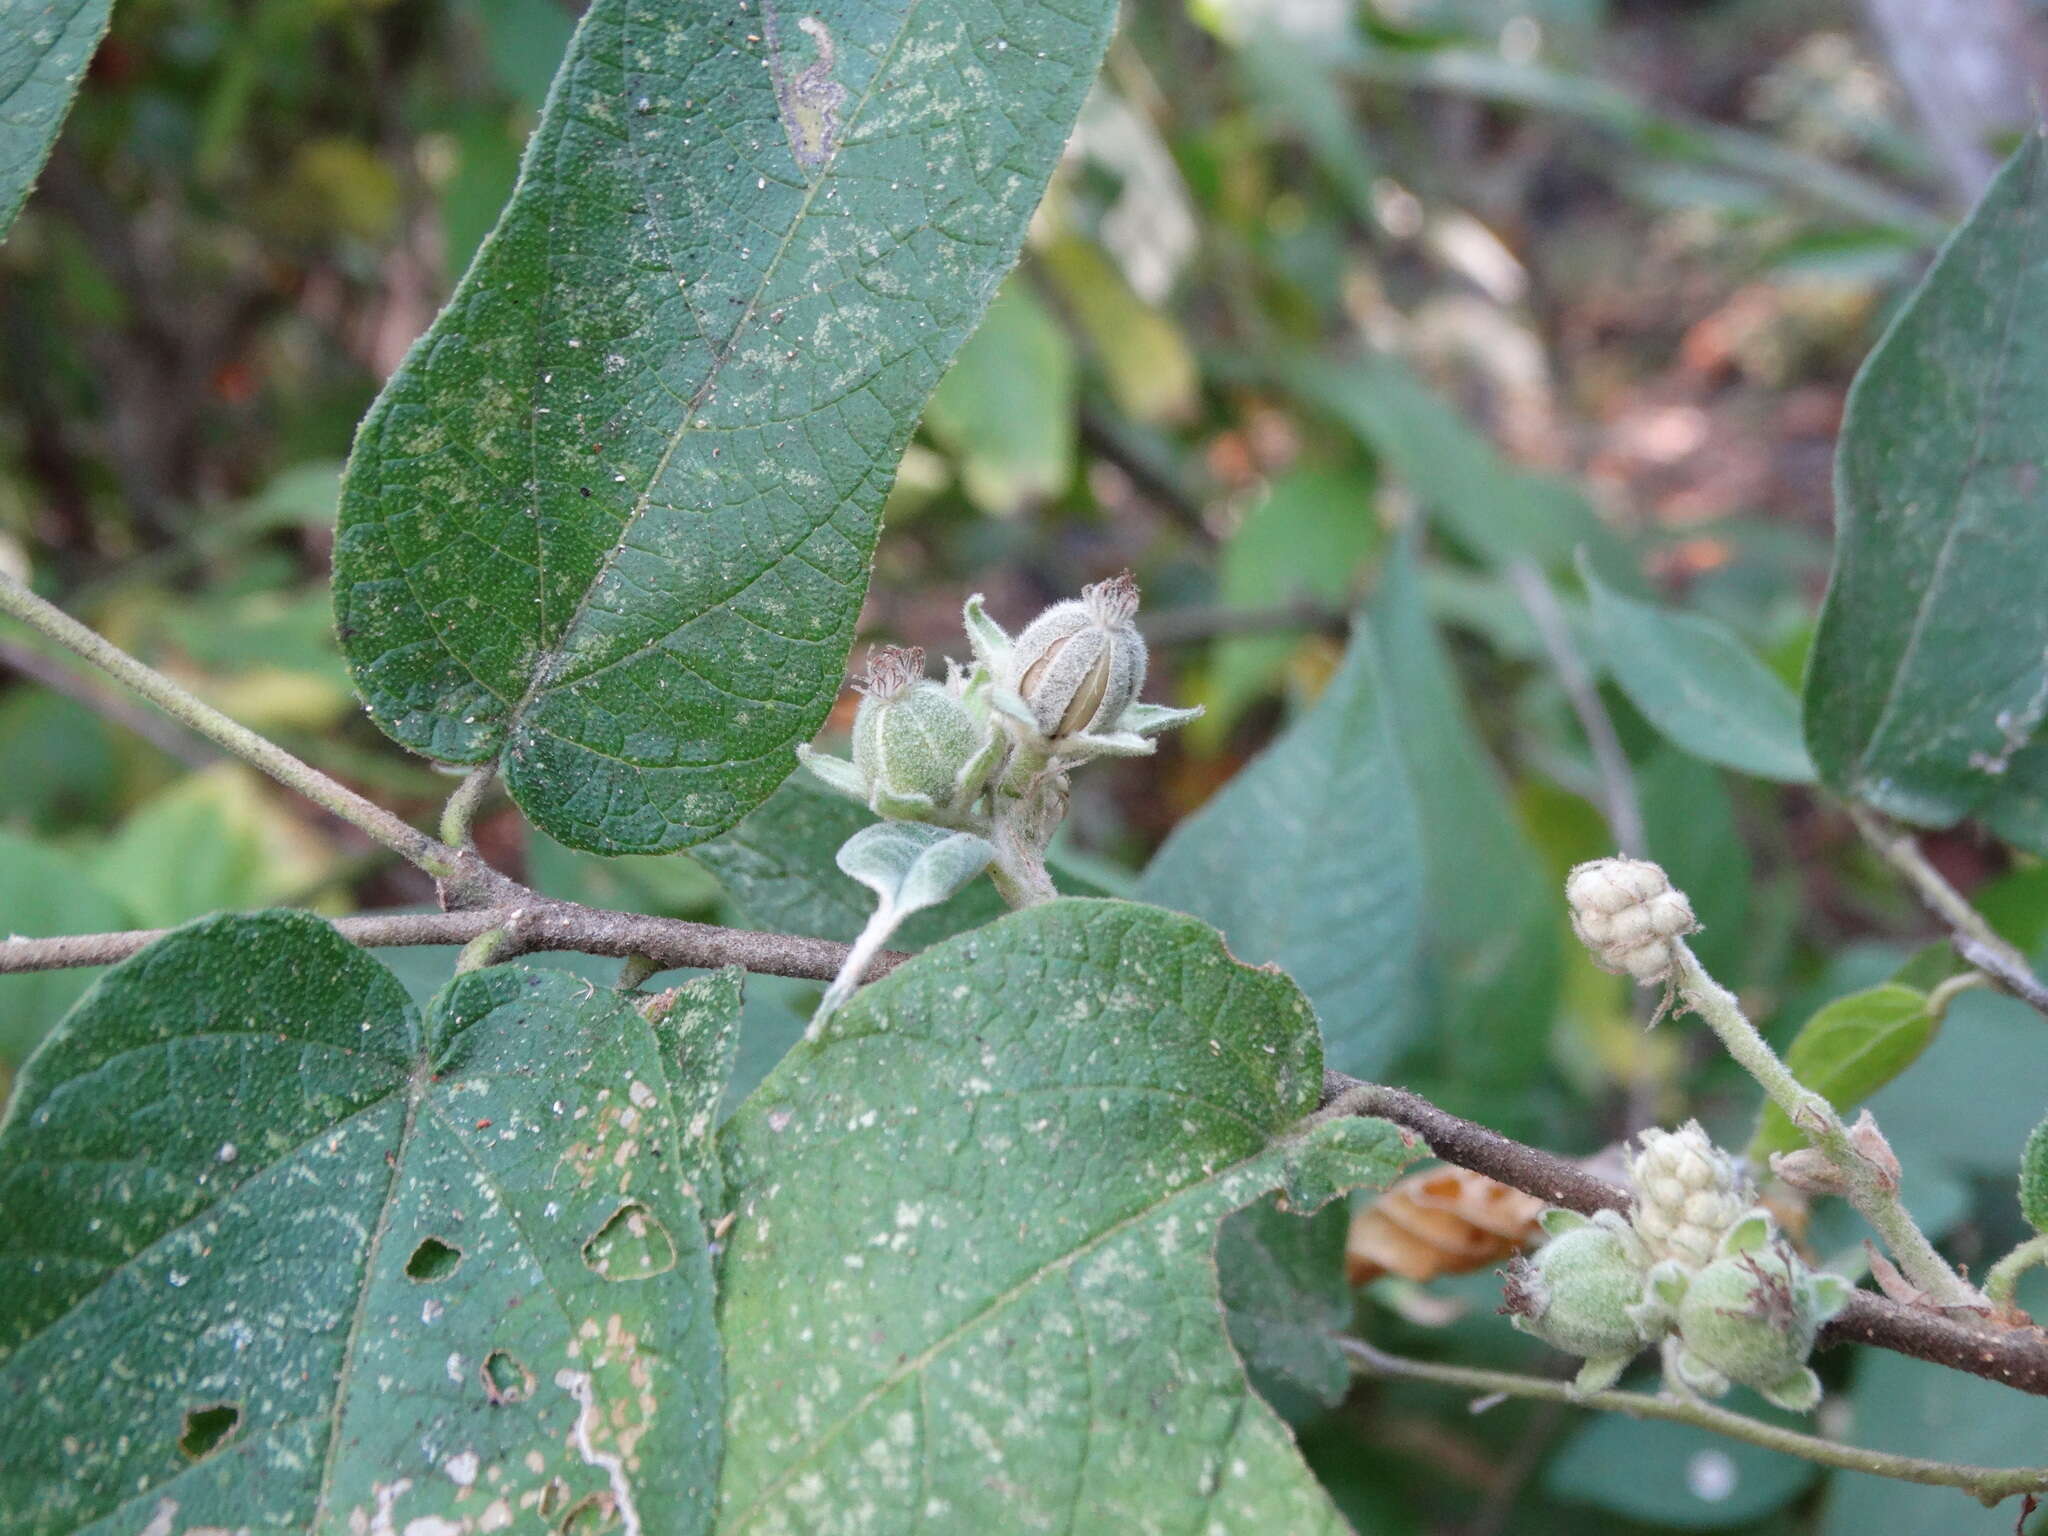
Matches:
[[1628, 1121, 1754, 1270], [1566, 857, 1698, 986], [1004, 572, 1147, 741]]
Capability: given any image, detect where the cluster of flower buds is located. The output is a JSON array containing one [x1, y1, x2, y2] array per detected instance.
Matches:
[[1566, 856, 1698, 988], [1501, 1122, 1851, 1410], [797, 573, 1201, 830]]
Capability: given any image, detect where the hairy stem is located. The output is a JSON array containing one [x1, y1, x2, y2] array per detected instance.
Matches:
[[1672, 940, 1981, 1309], [1986, 1234, 2048, 1313], [1851, 804, 2048, 1018], [1339, 1336, 2048, 1506], [0, 571, 513, 904]]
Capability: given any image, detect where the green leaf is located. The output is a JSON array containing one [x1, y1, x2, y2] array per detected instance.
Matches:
[[1544, 1412, 1817, 1529], [0, 827, 129, 1068], [1639, 745, 1753, 986], [1285, 353, 1634, 582], [1217, 1200, 1355, 1413], [1748, 984, 1938, 1160], [0, 913, 733, 1533], [0, 0, 110, 240], [836, 821, 993, 919], [715, 899, 1418, 1533], [333, 0, 1119, 854], [1822, 1347, 2048, 1536], [1202, 466, 1378, 740], [1979, 736, 2048, 855], [92, 765, 310, 929], [1367, 529, 1560, 1119], [1805, 135, 2048, 826], [1585, 561, 1816, 783], [1140, 620, 1426, 1077], [2021, 1115, 2048, 1233], [922, 281, 1076, 515]]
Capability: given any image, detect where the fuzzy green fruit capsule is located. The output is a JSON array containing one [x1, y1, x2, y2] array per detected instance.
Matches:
[[1004, 572, 1147, 741], [1667, 1212, 1851, 1412], [850, 646, 985, 815], [1501, 1210, 1654, 1391]]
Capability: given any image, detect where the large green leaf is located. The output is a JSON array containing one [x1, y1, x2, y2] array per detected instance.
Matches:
[[0, 912, 736, 1534], [1749, 983, 1938, 1160], [1368, 529, 1560, 1122], [922, 280, 1076, 515], [333, 0, 1118, 853], [0, 0, 110, 240], [1141, 620, 1426, 1077], [714, 899, 1418, 1533], [1544, 1411, 1816, 1529], [1584, 563, 1815, 783], [1805, 136, 2048, 826]]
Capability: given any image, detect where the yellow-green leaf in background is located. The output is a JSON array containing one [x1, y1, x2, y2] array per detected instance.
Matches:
[[1748, 983, 1939, 1160], [924, 281, 1077, 515]]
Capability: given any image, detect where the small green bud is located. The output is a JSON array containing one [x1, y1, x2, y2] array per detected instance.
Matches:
[[1501, 1209, 1654, 1389], [1667, 1211, 1850, 1412], [850, 646, 989, 818], [2020, 1114, 2048, 1234], [1004, 572, 1147, 741]]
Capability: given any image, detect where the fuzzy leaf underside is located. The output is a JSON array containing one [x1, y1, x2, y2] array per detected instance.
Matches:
[[0, 913, 736, 1535], [714, 898, 1417, 1534], [333, 0, 1118, 853]]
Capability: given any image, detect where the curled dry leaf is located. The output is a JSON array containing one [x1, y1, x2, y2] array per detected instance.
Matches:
[[1346, 1164, 1546, 1285]]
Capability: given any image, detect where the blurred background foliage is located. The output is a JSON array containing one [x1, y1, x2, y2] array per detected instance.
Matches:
[[3, 0, 2046, 1529]]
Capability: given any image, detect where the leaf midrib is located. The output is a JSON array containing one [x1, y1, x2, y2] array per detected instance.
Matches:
[[498, 0, 931, 752]]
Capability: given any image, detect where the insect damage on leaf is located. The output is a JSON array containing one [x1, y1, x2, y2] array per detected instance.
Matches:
[[764, 6, 847, 176]]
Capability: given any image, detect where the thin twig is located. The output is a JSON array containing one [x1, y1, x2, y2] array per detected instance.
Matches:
[[1506, 559, 1644, 857], [1321, 1073, 2048, 1396], [0, 635, 215, 769], [0, 571, 514, 905], [0, 903, 907, 986], [1341, 1336, 2048, 1505], [1140, 597, 1350, 647], [1850, 804, 2048, 1018]]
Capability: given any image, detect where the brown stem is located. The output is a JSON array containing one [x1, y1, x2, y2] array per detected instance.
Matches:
[[0, 902, 907, 986], [1322, 1072, 2048, 1397]]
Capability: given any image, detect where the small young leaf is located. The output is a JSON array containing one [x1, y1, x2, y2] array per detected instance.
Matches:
[[2021, 1116, 2048, 1234], [0, 913, 733, 1532], [1584, 560, 1815, 783], [1805, 135, 2048, 827], [0, 0, 111, 240], [1747, 984, 1938, 1160], [716, 899, 1418, 1532], [811, 822, 995, 1024], [334, 0, 1121, 854], [835, 822, 994, 922], [1140, 619, 1426, 1077]]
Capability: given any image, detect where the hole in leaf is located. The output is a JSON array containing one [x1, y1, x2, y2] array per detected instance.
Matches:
[[559, 1493, 619, 1534], [537, 1478, 570, 1518], [405, 1236, 463, 1281], [580, 1201, 675, 1281], [179, 1404, 240, 1460], [481, 1348, 534, 1404]]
